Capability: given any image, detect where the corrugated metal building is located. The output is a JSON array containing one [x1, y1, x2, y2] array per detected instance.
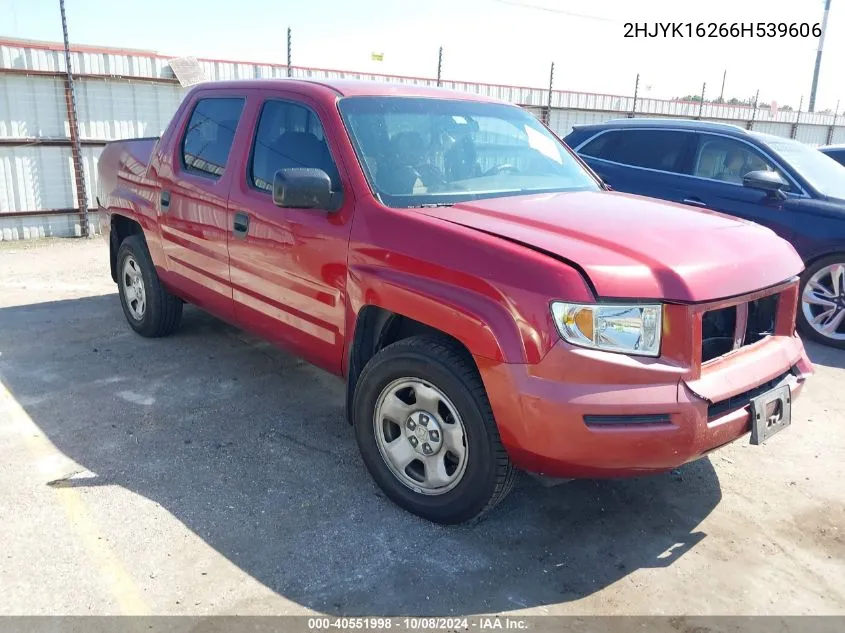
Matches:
[[1, 36, 844, 240]]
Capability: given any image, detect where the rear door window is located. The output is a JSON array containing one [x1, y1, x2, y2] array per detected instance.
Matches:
[[180, 97, 246, 179], [579, 129, 693, 173]]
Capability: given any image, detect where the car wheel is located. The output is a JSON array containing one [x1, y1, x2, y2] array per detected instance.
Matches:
[[116, 235, 183, 337], [797, 254, 845, 349], [352, 336, 517, 524]]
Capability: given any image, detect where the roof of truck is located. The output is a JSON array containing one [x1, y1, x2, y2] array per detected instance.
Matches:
[[193, 78, 505, 102]]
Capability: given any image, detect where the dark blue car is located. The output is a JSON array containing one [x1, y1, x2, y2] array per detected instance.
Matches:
[[564, 119, 845, 349], [820, 144, 845, 168]]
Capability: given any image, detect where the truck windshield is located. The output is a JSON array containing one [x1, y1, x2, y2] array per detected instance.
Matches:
[[338, 96, 600, 207]]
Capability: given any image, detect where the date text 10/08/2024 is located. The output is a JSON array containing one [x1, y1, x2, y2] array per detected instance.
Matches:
[[307, 617, 529, 630], [624, 22, 822, 38]]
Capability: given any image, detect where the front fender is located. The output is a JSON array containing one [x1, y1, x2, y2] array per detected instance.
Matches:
[[346, 264, 528, 364]]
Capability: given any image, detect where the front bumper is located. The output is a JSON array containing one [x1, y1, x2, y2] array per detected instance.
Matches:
[[477, 282, 814, 478]]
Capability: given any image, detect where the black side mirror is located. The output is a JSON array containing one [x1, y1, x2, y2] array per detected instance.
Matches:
[[742, 170, 789, 199], [272, 168, 337, 210]]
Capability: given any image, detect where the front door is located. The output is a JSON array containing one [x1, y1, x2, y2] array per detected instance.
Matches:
[[226, 91, 356, 374], [681, 133, 798, 243]]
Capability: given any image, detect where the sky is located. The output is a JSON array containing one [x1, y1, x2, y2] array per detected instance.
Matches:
[[3, 0, 843, 112]]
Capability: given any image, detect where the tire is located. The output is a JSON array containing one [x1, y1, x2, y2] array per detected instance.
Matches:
[[352, 336, 516, 524], [797, 254, 845, 349], [116, 235, 183, 338]]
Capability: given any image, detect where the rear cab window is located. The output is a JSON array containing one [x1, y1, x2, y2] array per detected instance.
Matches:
[[180, 97, 246, 179], [579, 129, 694, 174]]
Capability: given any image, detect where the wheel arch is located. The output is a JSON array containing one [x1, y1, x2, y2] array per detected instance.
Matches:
[[344, 305, 479, 425], [801, 249, 845, 274], [109, 214, 145, 283]]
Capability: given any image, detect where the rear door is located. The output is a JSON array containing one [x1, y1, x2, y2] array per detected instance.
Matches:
[[157, 92, 249, 320], [575, 128, 696, 204], [679, 132, 799, 242], [226, 90, 356, 375]]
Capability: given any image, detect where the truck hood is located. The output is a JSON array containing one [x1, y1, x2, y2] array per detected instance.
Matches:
[[417, 191, 803, 303]]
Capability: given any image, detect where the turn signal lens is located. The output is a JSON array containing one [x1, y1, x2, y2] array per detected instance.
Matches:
[[551, 302, 663, 357]]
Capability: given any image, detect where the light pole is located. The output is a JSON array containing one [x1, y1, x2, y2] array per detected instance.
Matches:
[[809, 0, 832, 112]]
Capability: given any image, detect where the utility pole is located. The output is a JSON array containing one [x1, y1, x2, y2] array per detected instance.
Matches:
[[827, 98, 840, 144], [748, 88, 760, 130], [792, 96, 804, 139], [59, 0, 88, 237], [697, 82, 706, 119], [630, 73, 640, 117], [546, 61, 555, 125], [809, 0, 832, 112], [436, 47, 443, 87], [286, 27, 292, 77], [719, 69, 726, 101]]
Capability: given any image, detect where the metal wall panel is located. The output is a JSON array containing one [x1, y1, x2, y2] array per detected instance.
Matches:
[[0, 211, 95, 240], [3, 39, 842, 128], [4, 38, 845, 239], [794, 124, 830, 147], [751, 121, 793, 138], [75, 78, 184, 140], [1, 43, 63, 72], [1, 43, 173, 79], [0, 74, 66, 138], [548, 109, 617, 137], [0, 145, 103, 214], [78, 146, 104, 210], [0, 146, 75, 213], [703, 118, 746, 129]]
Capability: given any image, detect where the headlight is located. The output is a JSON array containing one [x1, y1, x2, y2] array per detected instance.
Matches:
[[551, 302, 662, 357]]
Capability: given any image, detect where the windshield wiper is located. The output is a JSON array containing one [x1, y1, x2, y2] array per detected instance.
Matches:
[[407, 203, 455, 208]]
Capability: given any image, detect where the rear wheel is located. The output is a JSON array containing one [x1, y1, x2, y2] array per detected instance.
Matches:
[[797, 255, 845, 349], [353, 336, 516, 524], [116, 235, 183, 337]]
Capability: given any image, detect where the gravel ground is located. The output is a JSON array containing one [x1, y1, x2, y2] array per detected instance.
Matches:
[[0, 237, 843, 616]]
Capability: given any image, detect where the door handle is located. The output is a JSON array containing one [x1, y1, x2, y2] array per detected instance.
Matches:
[[160, 190, 171, 212], [682, 197, 707, 207], [233, 211, 250, 239]]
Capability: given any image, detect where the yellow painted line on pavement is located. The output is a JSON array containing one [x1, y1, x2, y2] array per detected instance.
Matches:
[[0, 380, 149, 615]]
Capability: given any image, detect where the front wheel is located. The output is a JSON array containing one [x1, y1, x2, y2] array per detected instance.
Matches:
[[352, 336, 516, 524], [797, 255, 845, 349]]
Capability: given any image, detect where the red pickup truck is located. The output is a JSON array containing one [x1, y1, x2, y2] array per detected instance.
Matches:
[[97, 79, 813, 524]]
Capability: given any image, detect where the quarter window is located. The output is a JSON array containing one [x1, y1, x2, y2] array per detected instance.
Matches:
[[181, 98, 245, 178], [579, 129, 691, 173], [249, 100, 340, 193], [692, 135, 785, 185]]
